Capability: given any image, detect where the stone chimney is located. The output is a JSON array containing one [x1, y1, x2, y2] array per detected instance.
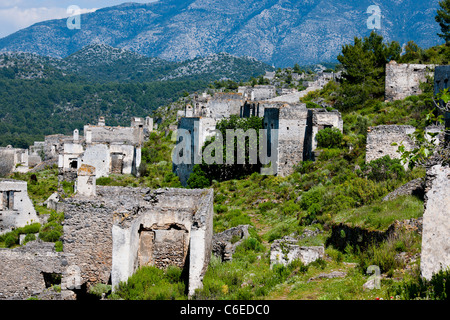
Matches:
[[76, 165, 96, 197], [73, 129, 79, 142], [98, 117, 105, 126]]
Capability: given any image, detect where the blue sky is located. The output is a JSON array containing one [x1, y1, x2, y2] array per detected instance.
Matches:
[[0, 1, 157, 38]]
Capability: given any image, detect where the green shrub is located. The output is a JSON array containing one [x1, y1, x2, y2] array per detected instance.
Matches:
[[20, 223, 41, 234], [389, 268, 450, 300], [317, 148, 342, 161], [300, 186, 324, 212], [23, 233, 36, 244], [281, 200, 300, 216], [214, 204, 228, 214], [316, 127, 343, 149], [112, 266, 186, 300], [187, 165, 211, 189], [258, 201, 277, 213], [306, 101, 322, 109], [360, 156, 406, 182], [54, 241, 63, 252], [4, 233, 18, 248], [39, 212, 64, 243]]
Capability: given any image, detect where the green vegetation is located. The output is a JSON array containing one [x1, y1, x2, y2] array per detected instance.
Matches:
[[335, 31, 401, 111], [0, 223, 41, 248], [316, 127, 344, 149], [195, 115, 264, 184], [110, 266, 186, 300], [332, 196, 424, 231], [389, 268, 450, 300]]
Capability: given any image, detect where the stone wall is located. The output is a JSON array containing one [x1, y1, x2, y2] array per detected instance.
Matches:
[[0, 241, 67, 300], [385, 61, 435, 102], [366, 125, 416, 164], [238, 85, 276, 101], [263, 103, 309, 177], [270, 236, 324, 267], [173, 117, 217, 186], [0, 146, 29, 174], [420, 165, 450, 280], [212, 225, 251, 262], [309, 109, 344, 155], [44, 134, 71, 160], [84, 125, 143, 146], [0, 179, 38, 235]]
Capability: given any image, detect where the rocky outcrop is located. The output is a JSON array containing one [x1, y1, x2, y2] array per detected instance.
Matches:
[[382, 178, 425, 202]]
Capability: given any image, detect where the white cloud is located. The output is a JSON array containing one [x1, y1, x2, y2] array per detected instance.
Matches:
[[0, 6, 97, 38]]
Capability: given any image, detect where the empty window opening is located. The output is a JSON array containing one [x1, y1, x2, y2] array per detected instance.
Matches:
[[41, 272, 61, 288], [69, 159, 78, 169], [4, 191, 14, 210]]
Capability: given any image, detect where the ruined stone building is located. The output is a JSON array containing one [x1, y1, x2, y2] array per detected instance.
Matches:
[[0, 146, 29, 175], [420, 164, 450, 280], [59, 117, 152, 181], [238, 85, 277, 101], [174, 80, 342, 183], [0, 179, 38, 235], [385, 61, 435, 102], [0, 169, 214, 299], [263, 104, 343, 176], [60, 178, 214, 298], [366, 125, 445, 167]]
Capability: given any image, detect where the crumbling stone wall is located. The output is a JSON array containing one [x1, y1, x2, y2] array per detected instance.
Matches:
[[305, 109, 344, 159], [270, 236, 324, 267], [44, 134, 71, 160], [238, 85, 276, 101], [420, 164, 450, 280], [0, 241, 67, 300], [366, 125, 416, 164], [0, 146, 29, 174], [212, 225, 251, 262], [434, 65, 450, 144], [173, 117, 217, 186], [385, 61, 435, 102], [61, 186, 214, 296]]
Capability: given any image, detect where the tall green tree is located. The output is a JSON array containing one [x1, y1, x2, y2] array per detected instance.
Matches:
[[336, 31, 401, 111], [436, 0, 450, 43]]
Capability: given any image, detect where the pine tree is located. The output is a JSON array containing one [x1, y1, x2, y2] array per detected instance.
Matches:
[[436, 0, 450, 43]]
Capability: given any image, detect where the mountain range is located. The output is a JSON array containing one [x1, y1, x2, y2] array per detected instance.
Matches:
[[0, 43, 273, 83], [0, 0, 444, 67]]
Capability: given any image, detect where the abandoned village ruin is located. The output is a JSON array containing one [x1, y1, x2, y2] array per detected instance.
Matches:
[[0, 62, 449, 300]]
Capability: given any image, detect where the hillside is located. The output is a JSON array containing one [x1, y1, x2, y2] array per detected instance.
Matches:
[[0, 0, 443, 67], [0, 44, 273, 148]]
